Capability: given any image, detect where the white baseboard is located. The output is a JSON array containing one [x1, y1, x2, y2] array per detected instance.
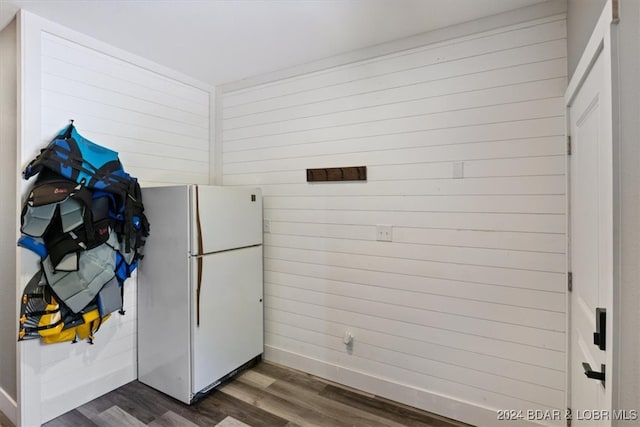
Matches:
[[265, 345, 548, 427], [0, 386, 17, 426]]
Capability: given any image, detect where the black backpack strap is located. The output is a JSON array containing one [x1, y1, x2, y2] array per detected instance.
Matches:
[[62, 123, 74, 139], [118, 282, 126, 316], [87, 316, 103, 344]]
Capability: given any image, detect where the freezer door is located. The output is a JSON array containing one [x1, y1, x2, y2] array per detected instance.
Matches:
[[191, 245, 263, 395], [191, 186, 262, 255]]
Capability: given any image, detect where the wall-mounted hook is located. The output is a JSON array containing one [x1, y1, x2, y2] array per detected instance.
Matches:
[[306, 166, 367, 182]]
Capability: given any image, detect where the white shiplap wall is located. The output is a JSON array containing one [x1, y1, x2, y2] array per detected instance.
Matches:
[[39, 33, 210, 187], [18, 15, 211, 424], [220, 14, 567, 425], [0, 18, 18, 425]]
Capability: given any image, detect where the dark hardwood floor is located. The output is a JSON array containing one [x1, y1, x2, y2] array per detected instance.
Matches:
[[0, 408, 12, 427], [43, 361, 471, 427]]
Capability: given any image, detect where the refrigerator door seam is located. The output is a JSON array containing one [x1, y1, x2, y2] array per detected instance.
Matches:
[[193, 243, 262, 257]]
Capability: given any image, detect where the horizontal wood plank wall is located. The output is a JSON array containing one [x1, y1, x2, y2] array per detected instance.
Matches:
[[0, 19, 18, 425], [31, 32, 210, 422], [221, 14, 567, 423], [39, 33, 210, 187]]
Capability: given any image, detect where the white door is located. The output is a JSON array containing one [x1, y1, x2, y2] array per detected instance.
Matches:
[[567, 30, 614, 426]]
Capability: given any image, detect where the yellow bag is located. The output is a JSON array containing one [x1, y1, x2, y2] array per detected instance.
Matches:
[[41, 309, 111, 344]]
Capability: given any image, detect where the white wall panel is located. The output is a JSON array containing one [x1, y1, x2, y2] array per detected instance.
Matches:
[[264, 234, 565, 272], [41, 34, 208, 106], [0, 18, 18, 426], [225, 58, 567, 128], [224, 97, 563, 151], [266, 258, 565, 315], [224, 78, 565, 140], [224, 137, 565, 175], [223, 155, 565, 185], [266, 209, 565, 233], [38, 32, 210, 187], [17, 12, 211, 426], [265, 308, 564, 390], [35, 32, 210, 422], [264, 271, 564, 331], [42, 56, 207, 115], [265, 331, 563, 413], [220, 11, 567, 427], [265, 322, 564, 408], [266, 294, 565, 371], [266, 246, 564, 293], [259, 176, 565, 196], [267, 221, 565, 253], [224, 17, 566, 110]]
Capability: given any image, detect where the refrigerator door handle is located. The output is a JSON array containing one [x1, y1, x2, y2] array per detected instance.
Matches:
[[195, 186, 204, 326], [196, 257, 203, 326]]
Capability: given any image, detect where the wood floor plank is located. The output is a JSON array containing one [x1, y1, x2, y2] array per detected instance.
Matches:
[[75, 389, 122, 420], [215, 416, 252, 427], [319, 384, 470, 427], [116, 382, 189, 424], [76, 381, 225, 426], [93, 406, 146, 427], [121, 381, 227, 426], [220, 380, 351, 426], [42, 409, 98, 427], [236, 370, 277, 389], [75, 382, 170, 423], [252, 361, 326, 394], [265, 378, 406, 427], [259, 361, 469, 427], [147, 410, 200, 427], [42, 361, 472, 427], [0, 410, 14, 427], [200, 390, 289, 427]]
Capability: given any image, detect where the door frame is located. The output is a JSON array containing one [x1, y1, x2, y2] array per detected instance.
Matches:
[[564, 0, 619, 415]]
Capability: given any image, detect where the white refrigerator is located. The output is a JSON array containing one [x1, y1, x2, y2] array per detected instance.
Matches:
[[137, 185, 263, 404]]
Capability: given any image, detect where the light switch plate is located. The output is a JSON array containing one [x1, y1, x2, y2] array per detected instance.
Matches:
[[376, 224, 392, 242], [263, 220, 271, 233], [453, 161, 464, 179]]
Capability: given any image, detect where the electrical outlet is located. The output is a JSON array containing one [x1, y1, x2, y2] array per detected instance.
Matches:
[[263, 220, 271, 233], [343, 331, 353, 345], [376, 224, 392, 242]]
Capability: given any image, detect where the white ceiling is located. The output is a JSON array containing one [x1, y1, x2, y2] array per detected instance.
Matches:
[[0, 0, 550, 86]]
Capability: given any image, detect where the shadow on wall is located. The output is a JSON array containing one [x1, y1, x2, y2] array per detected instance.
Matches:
[[567, 0, 607, 77]]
